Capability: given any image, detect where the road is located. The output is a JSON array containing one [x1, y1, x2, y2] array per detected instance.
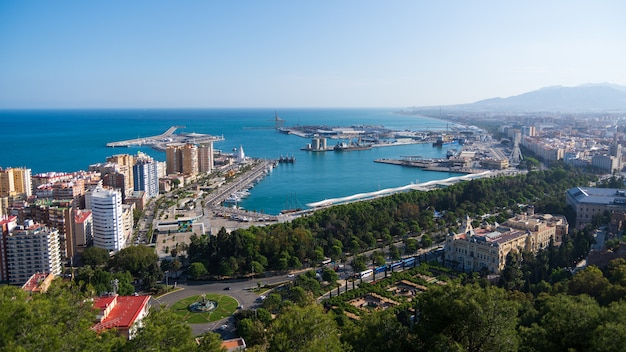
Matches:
[[152, 273, 295, 336]]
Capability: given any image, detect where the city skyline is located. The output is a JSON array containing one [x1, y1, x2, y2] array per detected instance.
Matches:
[[1, 1, 625, 109]]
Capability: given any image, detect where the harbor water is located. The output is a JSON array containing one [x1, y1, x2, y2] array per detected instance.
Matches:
[[0, 108, 462, 215]]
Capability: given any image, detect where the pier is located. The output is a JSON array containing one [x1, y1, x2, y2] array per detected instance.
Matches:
[[205, 159, 276, 208], [106, 126, 224, 150]]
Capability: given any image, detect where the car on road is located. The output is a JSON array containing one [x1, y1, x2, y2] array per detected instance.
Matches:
[[287, 274, 295, 278], [237, 305, 244, 309], [223, 286, 231, 290], [218, 324, 228, 331]]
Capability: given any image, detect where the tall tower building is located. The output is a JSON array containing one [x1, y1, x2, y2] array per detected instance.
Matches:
[[165, 145, 183, 175], [106, 154, 135, 199], [0, 215, 18, 282], [182, 144, 199, 175], [133, 153, 159, 198], [91, 187, 125, 253], [198, 143, 214, 173], [166, 144, 199, 175], [6, 221, 62, 285], [0, 167, 32, 198]]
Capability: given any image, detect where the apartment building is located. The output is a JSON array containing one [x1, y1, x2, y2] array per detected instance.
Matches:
[[197, 142, 214, 173], [74, 209, 93, 253], [0, 215, 18, 282], [90, 187, 125, 253], [166, 143, 199, 175], [5, 221, 62, 285], [133, 153, 159, 198], [0, 167, 32, 198]]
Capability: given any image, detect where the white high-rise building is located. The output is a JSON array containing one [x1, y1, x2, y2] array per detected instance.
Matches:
[[133, 153, 159, 198], [6, 221, 61, 285], [91, 187, 125, 252]]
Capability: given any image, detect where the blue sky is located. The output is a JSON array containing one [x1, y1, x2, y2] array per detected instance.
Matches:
[[1, 1, 625, 108]]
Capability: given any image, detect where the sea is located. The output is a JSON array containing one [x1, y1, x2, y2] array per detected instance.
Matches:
[[0, 108, 462, 215]]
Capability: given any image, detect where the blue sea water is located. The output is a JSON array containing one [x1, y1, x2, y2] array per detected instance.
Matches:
[[0, 108, 461, 215]]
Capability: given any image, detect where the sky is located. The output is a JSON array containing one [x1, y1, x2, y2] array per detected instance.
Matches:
[[1, 1, 625, 109]]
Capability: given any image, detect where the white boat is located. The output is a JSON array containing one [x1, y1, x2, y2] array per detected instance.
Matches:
[[223, 194, 241, 203]]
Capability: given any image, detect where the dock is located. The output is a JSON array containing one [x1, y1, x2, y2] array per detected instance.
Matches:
[[106, 126, 224, 150]]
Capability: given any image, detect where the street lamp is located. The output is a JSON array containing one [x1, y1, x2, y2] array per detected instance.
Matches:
[[164, 270, 169, 287]]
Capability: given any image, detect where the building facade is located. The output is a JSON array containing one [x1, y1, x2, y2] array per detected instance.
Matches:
[[445, 211, 566, 273], [133, 153, 159, 198], [197, 143, 214, 173], [566, 187, 626, 227], [0, 167, 32, 198], [90, 187, 125, 252], [0, 215, 18, 282], [74, 209, 93, 253], [5, 221, 62, 285]]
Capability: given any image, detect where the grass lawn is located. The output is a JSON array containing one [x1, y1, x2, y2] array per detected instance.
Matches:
[[170, 294, 238, 324]]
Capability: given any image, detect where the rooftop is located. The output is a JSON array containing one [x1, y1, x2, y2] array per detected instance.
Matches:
[[92, 295, 150, 332]]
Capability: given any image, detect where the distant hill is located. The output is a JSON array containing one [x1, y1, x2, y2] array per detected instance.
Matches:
[[413, 83, 626, 113], [470, 84, 626, 112]]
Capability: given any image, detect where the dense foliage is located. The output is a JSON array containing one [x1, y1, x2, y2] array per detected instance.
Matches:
[[0, 281, 225, 351], [74, 245, 163, 295], [188, 167, 595, 277]]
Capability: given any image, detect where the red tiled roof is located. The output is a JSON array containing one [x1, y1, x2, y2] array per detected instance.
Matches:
[[92, 295, 150, 331], [74, 210, 92, 223], [221, 337, 246, 351]]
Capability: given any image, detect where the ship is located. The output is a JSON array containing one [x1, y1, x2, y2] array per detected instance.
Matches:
[[333, 138, 372, 151], [432, 136, 459, 148], [278, 155, 296, 163]]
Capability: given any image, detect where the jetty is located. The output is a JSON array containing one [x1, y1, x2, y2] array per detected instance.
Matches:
[[106, 126, 224, 150]]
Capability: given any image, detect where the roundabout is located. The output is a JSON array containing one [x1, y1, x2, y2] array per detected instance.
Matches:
[[170, 293, 238, 324]]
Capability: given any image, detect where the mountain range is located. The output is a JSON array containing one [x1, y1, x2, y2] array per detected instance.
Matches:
[[415, 83, 626, 113]]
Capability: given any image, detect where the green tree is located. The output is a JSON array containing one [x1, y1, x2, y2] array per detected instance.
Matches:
[[567, 266, 610, 303], [237, 318, 267, 347], [189, 262, 208, 279], [321, 267, 339, 284], [262, 293, 283, 313], [416, 283, 519, 352], [0, 281, 124, 352], [81, 246, 111, 267], [110, 245, 160, 278], [123, 308, 198, 351], [268, 305, 347, 352], [519, 294, 602, 351], [196, 332, 227, 352], [343, 309, 413, 352]]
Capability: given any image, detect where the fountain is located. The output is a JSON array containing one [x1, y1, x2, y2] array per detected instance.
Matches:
[[188, 294, 217, 313]]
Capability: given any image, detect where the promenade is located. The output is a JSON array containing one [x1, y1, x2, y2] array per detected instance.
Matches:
[[306, 171, 492, 208]]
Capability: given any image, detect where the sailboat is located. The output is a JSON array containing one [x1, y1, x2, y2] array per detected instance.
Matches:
[[280, 193, 302, 214]]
